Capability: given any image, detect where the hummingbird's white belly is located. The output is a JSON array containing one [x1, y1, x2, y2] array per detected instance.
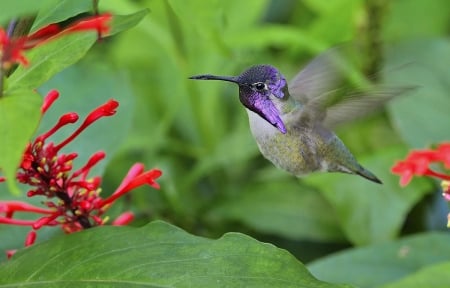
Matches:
[[246, 109, 322, 175]]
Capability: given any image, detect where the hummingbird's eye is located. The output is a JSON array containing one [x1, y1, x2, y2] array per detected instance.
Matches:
[[253, 82, 267, 91]]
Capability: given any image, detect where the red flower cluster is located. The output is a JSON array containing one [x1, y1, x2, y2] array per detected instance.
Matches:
[[391, 143, 450, 186], [0, 13, 111, 69], [0, 90, 162, 258], [392, 143, 450, 227]]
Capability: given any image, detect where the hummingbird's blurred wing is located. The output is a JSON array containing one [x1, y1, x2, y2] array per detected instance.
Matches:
[[289, 47, 345, 104], [289, 47, 416, 129], [321, 86, 416, 129]]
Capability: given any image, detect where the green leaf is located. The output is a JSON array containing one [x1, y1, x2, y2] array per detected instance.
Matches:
[[31, 0, 93, 32], [308, 232, 450, 288], [381, 261, 450, 288], [209, 175, 345, 242], [108, 9, 149, 36], [385, 38, 450, 148], [6, 32, 97, 92], [0, 0, 53, 24], [304, 146, 433, 245], [0, 91, 42, 194], [0, 221, 351, 288]]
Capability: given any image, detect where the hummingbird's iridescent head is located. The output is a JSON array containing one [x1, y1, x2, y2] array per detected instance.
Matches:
[[190, 65, 288, 134]]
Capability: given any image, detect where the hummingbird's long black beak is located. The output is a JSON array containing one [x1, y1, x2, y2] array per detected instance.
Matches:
[[189, 74, 239, 84]]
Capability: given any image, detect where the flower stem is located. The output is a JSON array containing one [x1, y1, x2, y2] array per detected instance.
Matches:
[[55, 191, 92, 229], [363, 0, 388, 81], [427, 169, 450, 181]]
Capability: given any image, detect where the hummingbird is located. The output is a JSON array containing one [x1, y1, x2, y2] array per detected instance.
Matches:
[[190, 51, 410, 184]]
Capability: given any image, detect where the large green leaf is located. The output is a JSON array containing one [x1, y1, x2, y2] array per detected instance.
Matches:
[[209, 174, 345, 242], [31, 0, 93, 32], [6, 32, 97, 92], [308, 232, 450, 288], [381, 261, 450, 288], [0, 91, 42, 194], [0, 221, 351, 288], [384, 38, 450, 148], [304, 146, 433, 245]]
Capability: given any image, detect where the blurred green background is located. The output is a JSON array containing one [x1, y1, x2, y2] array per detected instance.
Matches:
[[3, 0, 450, 268]]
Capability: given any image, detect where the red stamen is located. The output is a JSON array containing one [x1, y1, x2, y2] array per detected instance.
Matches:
[[437, 143, 450, 168], [0, 28, 7, 44], [426, 169, 450, 181], [102, 168, 162, 207], [1, 14, 112, 69], [6, 250, 17, 259], [112, 163, 144, 194], [20, 151, 34, 170], [54, 100, 118, 151], [71, 151, 106, 179], [25, 24, 61, 48], [63, 13, 112, 37], [33, 213, 59, 229], [40, 112, 79, 141], [41, 90, 60, 114], [79, 200, 92, 212], [84, 99, 119, 124], [112, 211, 134, 226], [0, 217, 36, 226], [68, 180, 98, 191], [0, 201, 54, 215], [25, 231, 37, 246]]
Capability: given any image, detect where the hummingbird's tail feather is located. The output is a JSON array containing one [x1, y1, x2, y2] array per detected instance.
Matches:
[[356, 166, 382, 184]]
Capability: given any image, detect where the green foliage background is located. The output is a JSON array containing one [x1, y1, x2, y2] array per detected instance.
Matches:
[[1, 0, 449, 287]]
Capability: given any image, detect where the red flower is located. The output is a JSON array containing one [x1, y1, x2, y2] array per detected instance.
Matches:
[[63, 14, 111, 36], [112, 212, 135, 226], [2, 90, 162, 256], [436, 143, 450, 169], [0, 201, 53, 218], [41, 89, 59, 114], [101, 164, 162, 207], [393, 144, 450, 228], [0, 13, 112, 69], [391, 150, 435, 186], [392, 145, 450, 185], [25, 231, 37, 246], [54, 99, 118, 152]]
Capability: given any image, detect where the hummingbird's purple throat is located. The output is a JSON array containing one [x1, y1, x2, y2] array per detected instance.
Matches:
[[247, 93, 287, 134], [190, 65, 289, 134]]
